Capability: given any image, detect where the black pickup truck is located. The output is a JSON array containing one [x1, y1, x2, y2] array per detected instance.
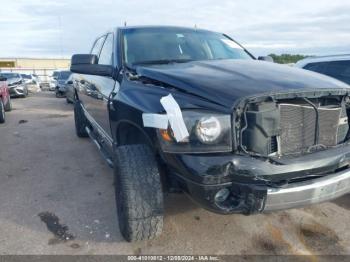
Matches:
[[71, 26, 350, 242]]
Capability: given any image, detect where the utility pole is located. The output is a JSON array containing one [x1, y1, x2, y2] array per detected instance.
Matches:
[[58, 15, 63, 58]]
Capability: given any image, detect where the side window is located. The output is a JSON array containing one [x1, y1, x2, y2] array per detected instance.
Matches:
[[90, 36, 106, 56], [303, 62, 326, 74], [323, 60, 350, 84], [324, 61, 350, 76], [98, 33, 114, 65]]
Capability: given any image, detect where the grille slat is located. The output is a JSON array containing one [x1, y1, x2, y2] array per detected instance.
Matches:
[[318, 107, 342, 146], [279, 104, 343, 155], [279, 104, 316, 154]]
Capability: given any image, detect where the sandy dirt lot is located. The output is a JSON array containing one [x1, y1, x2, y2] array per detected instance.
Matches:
[[0, 92, 349, 256]]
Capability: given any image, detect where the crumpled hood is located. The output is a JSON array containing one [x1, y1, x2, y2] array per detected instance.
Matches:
[[136, 59, 350, 108]]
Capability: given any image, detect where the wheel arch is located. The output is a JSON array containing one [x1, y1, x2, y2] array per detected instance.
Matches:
[[115, 120, 155, 149]]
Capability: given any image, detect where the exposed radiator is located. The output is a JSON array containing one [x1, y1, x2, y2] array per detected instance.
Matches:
[[279, 103, 347, 154]]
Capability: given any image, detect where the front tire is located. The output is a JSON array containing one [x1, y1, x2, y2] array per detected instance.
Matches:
[[74, 101, 89, 137], [4, 97, 12, 111], [114, 144, 164, 242], [0, 100, 5, 123]]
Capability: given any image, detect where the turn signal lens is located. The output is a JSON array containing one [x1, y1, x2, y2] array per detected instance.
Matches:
[[160, 129, 173, 142]]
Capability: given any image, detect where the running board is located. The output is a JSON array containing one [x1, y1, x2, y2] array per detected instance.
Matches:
[[85, 126, 114, 168]]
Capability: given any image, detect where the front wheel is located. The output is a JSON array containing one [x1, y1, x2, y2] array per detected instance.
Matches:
[[4, 97, 12, 111], [114, 144, 164, 242], [0, 100, 5, 123]]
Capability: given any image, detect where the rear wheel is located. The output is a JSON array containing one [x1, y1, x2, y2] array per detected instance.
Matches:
[[114, 144, 164, 242], [74, 101, 89, 137], [4, 97, 12, 111], [0, 100, 5, 123]]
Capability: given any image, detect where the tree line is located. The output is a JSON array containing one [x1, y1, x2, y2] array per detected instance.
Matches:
[[268, 54, 308, 64]]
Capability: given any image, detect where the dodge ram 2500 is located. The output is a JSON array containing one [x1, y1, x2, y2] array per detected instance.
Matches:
[[70, 26, 350, 242]]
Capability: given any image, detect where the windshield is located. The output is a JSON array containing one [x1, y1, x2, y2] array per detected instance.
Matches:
[[52, 71, 59, 78], [21, 74, 31, 79], [0, 73, 20, 79], [58, 71, 72, 80], [123, 28, 252, 66]]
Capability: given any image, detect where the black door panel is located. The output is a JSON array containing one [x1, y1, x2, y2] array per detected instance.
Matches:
[[84, 75, 116, 138], [74, 32, 117, 140]]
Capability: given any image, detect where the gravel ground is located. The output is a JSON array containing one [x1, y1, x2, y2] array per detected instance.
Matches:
[[0, 92, 349, 256]]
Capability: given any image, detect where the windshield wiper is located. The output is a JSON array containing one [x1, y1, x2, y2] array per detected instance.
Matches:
[[132, 59, 194, 66]]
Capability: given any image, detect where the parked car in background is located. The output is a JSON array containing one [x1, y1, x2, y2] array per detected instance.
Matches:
[[20, 73, 36, 84], [0, 72, 28, 98], [55, 71, 72, 98], [0, 75, 12, 123], [295, 54, 350, 85], [20, 73, 41, 92], [71, 26, 350, 242], [65, 74, 75, 103], [49, 70, 60, 91]]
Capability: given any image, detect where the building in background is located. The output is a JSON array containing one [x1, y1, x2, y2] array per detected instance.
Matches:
[[0, 57, 70, 69], [0, 57, 71, 85]]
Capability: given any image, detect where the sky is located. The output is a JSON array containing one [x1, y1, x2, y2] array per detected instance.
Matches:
[[0, 0, 349, 58]]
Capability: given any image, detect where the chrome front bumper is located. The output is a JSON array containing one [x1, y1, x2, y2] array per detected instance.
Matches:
[[264, 169, 350, 211]]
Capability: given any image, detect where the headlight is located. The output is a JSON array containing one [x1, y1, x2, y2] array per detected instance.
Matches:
[[195, 116, 222, 144], [157, 111, 232, 153]]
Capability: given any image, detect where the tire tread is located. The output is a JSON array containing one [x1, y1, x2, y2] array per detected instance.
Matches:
[[115, 144, 163, 241], [4, 97, 12, 112], [0, 100, 5, 123]]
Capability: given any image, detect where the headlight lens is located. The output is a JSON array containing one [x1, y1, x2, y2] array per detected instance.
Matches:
[[157, 111, 232, 153], [195, 116, 222, 144]]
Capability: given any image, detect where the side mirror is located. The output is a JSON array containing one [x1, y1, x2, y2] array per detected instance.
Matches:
[[258, 56, 274, 63], [70, 54, 114, 77], [66, 80, 73, 85], [0, 77, 7, 81]]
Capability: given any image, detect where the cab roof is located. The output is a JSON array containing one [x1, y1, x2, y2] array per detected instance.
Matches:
[[116, 25, 218, 34]]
